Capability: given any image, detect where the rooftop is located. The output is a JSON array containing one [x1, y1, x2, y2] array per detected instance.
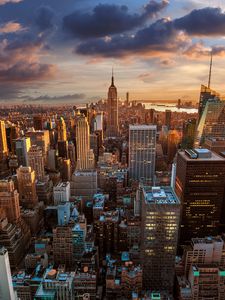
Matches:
[[129, 124, 157, 130], [181, 149, 225, 161], [143, 186, 179, 205]]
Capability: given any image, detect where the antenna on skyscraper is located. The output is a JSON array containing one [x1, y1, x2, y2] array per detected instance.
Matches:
[[208, 50, 213, 89], [111, 66, 114, 86]]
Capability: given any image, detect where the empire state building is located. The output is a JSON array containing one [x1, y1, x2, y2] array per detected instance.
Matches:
[[106, 71, 119, 137]]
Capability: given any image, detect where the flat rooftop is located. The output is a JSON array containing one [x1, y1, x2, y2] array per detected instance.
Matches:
[[143, 186, 179, 204], [192, 236, 223, 245], [129, 125, 157, 130], [180, 149, 225, 162]]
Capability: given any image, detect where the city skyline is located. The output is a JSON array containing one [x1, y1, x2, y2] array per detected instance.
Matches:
[[1, 0, 225, 103]]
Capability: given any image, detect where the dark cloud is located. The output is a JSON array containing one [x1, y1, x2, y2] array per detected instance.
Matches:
[[35, 6, 56, 31], [63, 1, 169, 39], [0, 62, 56, 82], [174, 7, 225, 36], [23, 93, 86, 103], [76, 18, 188, 57]]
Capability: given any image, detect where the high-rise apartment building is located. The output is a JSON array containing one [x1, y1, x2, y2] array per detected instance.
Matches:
[[106, 72, 119, 137], [0, 120, 8, 161], [129, 125, 156, 183], [140, 186, 180, 292], [76, 114, 94, 170], [0, 179, 20, 223], [0, 247, 16, 300], [17, 166, 38, 208], [15, 137, 31, 166], [28, 145, 45, 181], [175, 149, 225, 245]]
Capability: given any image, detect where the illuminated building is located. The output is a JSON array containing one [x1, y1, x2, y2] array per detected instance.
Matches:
[[25, 130, 50, 160], [76, 114, 95, 170], [195, 98, 225, 146], [17, 166, 38, 208], [167, 130, 181, 163], [181, 119, 196, 149], [140, 186, 180, 292], [0, 247, 16, 300], [0, 179, 20, 223], [0, 120, 8, 160], [28, 145, 45, 181], [57, 117, 67, 141], [15, 137, 31, 167], [175, 149, 225, 244], [106, 71, 119, 137], [198, 85, 220, 121], [129, 125, 156, 183]]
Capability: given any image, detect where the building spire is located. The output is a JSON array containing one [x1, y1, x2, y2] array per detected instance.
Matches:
[[208, 50, 213, 89], [111, 67, 114, 86]]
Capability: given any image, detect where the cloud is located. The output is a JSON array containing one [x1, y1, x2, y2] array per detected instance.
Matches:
[[183, 43, 225, 58], [76, 18, 189, 57], [0, 0, 22, 5], [174, 7, 225, 36], [23, 93, 86, 103], [63, 1, 169, 38], [0, 21, 24, 33], [35, 6, 56, 32]]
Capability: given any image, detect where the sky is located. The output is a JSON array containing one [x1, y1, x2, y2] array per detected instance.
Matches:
[[1, 0, 225, 104]]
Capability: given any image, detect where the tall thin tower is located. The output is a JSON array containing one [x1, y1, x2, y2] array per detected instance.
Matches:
[[0, 120, 8, 161], [208, 50, 213, 89], [106, 70, 119, 137]]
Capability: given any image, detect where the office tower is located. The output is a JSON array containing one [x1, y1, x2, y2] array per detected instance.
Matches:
[[72, 222, 86, 260], [106, 71, 119, 137], [195, 98, 225, 146], [28, 145, 45, 181], [181, 118, 196, 149], [58, 140, 68, 158], [76, 114, 95, 170], [7, 123, 20, 154], [47, 149, 57, 171], [68, 141, 76, 170], [0, 179, 20, 223], [175, 149, 225, 244], [71, 170, 97, 201], [140, 186, 180, 292], [129, 125, 156, 183], [165, 110, 172, 129], [26, 130, 50, 159], [53, 182, 70, 205], [204, 137, 225, 154], [126, 91, 129, 107], [58, 117, 67, 141], [0, 247, 16, 300], [167, 130, 181, 163], [17, 166, 38, 208], [53, 226, 73, 266], [0, 120, 8, 160], [15, 137, 31, 166], [33, 115, 43, 131], [198, 85, 220, 121]]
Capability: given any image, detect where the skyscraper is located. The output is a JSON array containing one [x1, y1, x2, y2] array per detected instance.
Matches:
[[0, 247, 16, 300], [15, 137, 31, 167], [165, 110, 172, 129], [195, 98, 225, 146], [76, 114, 94, 170], [106, 71, 119, 137], [0, 179, 20, 223], [140, 186, 180, 292], [28, 145, 45, 181], [198, 85, 220, 121], [58, 117, 67, 141], [175, 149, 225, 244], [129, 125, 156, 183], [0, 120, 8, 161], [17, 166, 38, 208]]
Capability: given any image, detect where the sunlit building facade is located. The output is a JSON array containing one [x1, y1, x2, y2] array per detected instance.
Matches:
[[0, 120, 8, 161]]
